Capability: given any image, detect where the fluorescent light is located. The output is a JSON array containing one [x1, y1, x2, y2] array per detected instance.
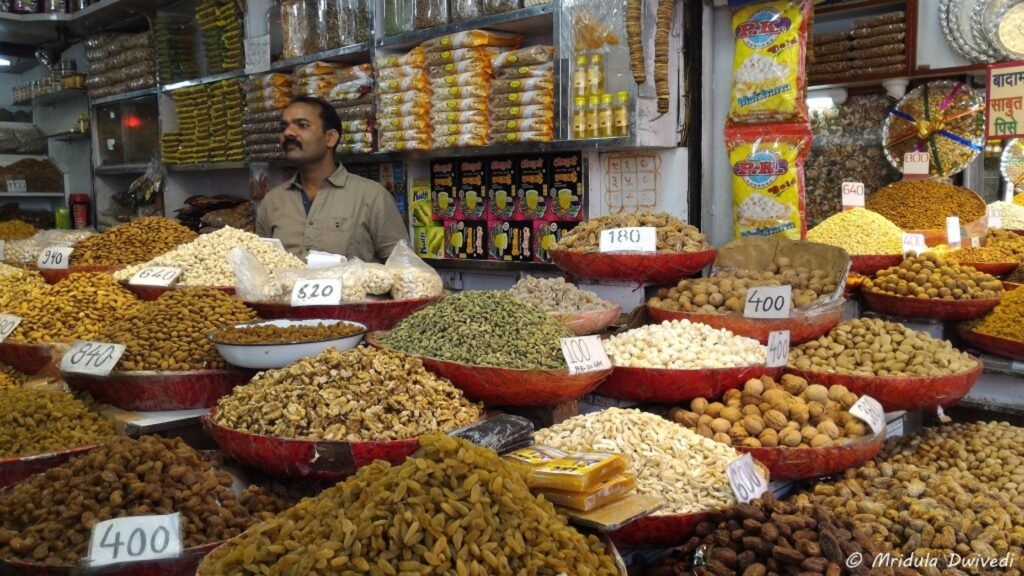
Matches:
[[0, 58, 10, 67]]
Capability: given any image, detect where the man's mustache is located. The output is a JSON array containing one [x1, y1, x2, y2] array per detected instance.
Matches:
[[282, 138, 302, 150]]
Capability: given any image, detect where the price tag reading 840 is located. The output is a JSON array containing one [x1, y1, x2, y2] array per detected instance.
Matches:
[[726, 453, 768, 504], [560, 335, 612, 375], [0, 314, 21, 343], [88, 513, 182, 568], [598, 227, 657, 253], [290, 279, 343, 307], [59, 340, 126, 377], [129, 266, 182, 287], [849, 395, 885, 435], [37, 246, 72, 269], [765, 330, 790, 368], [743, 285, 791, 319]]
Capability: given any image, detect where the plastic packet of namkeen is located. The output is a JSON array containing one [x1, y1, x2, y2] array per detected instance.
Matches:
[[725, 123, 811, 240], [491, 130, 554, 144], [379, 116, 430, 131], [435, 97, 490, 112], [428, 59, 492, 78], [338, 142, 374, 154], [243, 74, 291, 90], [294, 77, 338, 97], [434, 133, 488, 148], [728, 0, 810, 126], [377, 66, 423, 82], [379, 129, 429, 143], [490, 116, 553, 134], [430, 110, 488, 125], [425, 47, 503, 66], [326, 84, 371, 102], [293, 61, 350, 77], [379, 101, 430, 119], [339, 132, 373, 144], [429, 72, 491, 90], [340, 119, 372, 133], [497, 62, 554, 79], [492, 89, 554, 107], [433, 84, 489, 100], [432, 123, 489, 138], [489, 104, 554, 120], [422, 30, 523, 52], [246, 87, 290, 103], [492, 77, 554, 94], [378, 90, 431, 107], [378, 75, 429, 93], [492, 45, 556, 69], [381, 139, 431, 152], [375, 47, 426, 70]]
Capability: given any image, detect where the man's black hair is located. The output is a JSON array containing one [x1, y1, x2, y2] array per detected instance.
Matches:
[[289, 96, 342, 137]]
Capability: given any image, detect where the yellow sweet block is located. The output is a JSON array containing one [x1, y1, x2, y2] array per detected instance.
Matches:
[[503, 445, 566, 477], [537, 474, 637, 512], [526, 452, 629, 493]]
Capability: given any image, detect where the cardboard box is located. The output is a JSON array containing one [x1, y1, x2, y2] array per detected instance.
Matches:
[[487, 157, 517, 220], [445, 220, 488, 260], [430, 160, 458, 220], [489, 220, 534, 262], [410, 178, 434, 228], [534, 221, 579, 263], [413, 225, 444, 258], [549, 152, 584, 221], [457, 158, 487, 219], [517, 154, 549, 220]]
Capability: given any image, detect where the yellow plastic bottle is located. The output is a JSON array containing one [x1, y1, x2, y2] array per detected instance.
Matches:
[[574, 55, 588, 98], [572, 96, 587, 139], [614, 91, 630, 137], [585, 95, 600, 139], [588, 53, 605, 96], [598, 93, 614, 138]]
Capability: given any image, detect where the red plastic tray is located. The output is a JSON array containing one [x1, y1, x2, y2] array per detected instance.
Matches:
[[556, 306, 622, 336], [736, 429, 886, 480], [367, 332, 609, 406], [246, 295, 443, 332], [1004, 281, 1022, 291], [849, 254, 902, 277], [202, 410, 420, 480], [597, 365, 783, 404], [646, 305, 842, 345], [38, 265, 122, 284], [0, 445, 97, 488], [960, 261, 1019, 276], [785, 361, 983, 411], [861, 289, 1000, 321], [548, 249, 717, 284], [609, 510, 716, 549], [0, 542, 221, 576], [63, 369, 253, 411], [0, 341, 54, 374], [958, 326, 1024, 362], [124, 284, 235, 301]]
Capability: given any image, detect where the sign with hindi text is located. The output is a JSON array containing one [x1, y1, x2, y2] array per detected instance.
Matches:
[[987, 62, 1024, 139]]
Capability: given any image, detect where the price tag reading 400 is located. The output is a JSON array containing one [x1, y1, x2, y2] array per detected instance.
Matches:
[[727, 454, 768, 504], [0, 314, 21, 343], [290, 279, 343, 307], [598, 227, 657, 253], [88, 513, 183, 568], [560, 336, 612, 375], [60, 341, 126, 377], [129, 267, 182, 287], [849, 395, 885, 435], [766, 330, 790, 368], [902, 233, 927, 256], [37, 246, 72, 269], [744, 285, 791, 319]]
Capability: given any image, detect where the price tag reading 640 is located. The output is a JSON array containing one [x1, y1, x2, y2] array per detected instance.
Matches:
[[88, 513, 182, 568], [59, 341, 126, 377], [129, 266, 182, 287], [560, 336, 612, 375], [743, 285, 792, 319], [290, 279, 343, 307], [37, 246, 72, 269], [727, 454, 768, 504]]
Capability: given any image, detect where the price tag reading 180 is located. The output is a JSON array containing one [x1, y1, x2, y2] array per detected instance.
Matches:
[[290, 279, 343, 307], [598, 227, 657, 253], [0, 314, 21, 343], [129, 267, 182, 287], [743, 285, 792, 319], [88, 513, 182, 568], [765, 330, 790, 368], [37, 246, 72, 269], [849, 395, 885, 435], [560, 335, 612, 375], [59, 340, 126, 377], [726, 454, 768, 504]]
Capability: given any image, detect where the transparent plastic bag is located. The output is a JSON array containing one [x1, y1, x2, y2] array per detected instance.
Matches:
[[326, 82, 372, 101], [335, 103, 375, 121], [414, 0, 449, 29], [243, 74, 292, 90], [428, 59, 492, 78], [435, 133, 489, 148], [377, 66, 424, 82], [380, 139, 431, 152], [380, 129, 430, 143], [386, 240, 444, 300], [228, 246, 281, 302], [363, 262, 393, 295], [275, 259, 368, 303], [451, 0, 484, 21], [432, 123, 489, 138]]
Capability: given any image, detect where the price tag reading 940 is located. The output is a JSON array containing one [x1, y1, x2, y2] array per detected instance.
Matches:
[[841, 181, 865, 210], [902, 233, 926, 256], [0, 314, 21, 343], [59, 341, 126, 377], [88, 513, 182, 568], [598, 227, 657, 253], [37, 246, 72, 269], [765, 330, 790, 368], [129, 267, 182, 287], [726, 454, 768, 504], [560, 335, 612, 375], [903, 151, 930, 179], [290, 279, 343, 307], [849, 395, 885, 435], [743, 285, 792, 319]]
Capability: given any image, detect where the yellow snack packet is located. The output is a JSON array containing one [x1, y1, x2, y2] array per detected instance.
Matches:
[[537, 474, 637, 512], [526, 452, 628, 493]]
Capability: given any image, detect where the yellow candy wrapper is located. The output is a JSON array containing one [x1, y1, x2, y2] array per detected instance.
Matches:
[[728, 0, 810, 125], [726, 123, 811, 240]]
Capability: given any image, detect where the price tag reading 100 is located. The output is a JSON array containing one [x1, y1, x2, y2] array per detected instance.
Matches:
[[560, 336, 612, 375], [88, 513, 183, 568]]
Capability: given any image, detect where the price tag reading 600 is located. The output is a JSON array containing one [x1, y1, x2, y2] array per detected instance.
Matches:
[[60, 341, 126, 377], [290, 279, 343, 307], [88, 513, 183, 568], [727, 453, 768, 504], [743, 285, 792, 319]]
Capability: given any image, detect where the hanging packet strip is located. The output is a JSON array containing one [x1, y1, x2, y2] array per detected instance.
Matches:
[[728, 0, 810, 125], [725, 123, 811, 240]]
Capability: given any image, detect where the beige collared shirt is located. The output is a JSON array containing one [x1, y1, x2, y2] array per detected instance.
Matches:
[[255, 164, 409, 263]]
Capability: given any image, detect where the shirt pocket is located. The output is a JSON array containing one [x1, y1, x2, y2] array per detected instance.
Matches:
[[318, 217, 353, 255]]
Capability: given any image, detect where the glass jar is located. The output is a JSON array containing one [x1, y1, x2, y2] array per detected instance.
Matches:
[[43, 0, 65, 13], [483, 0, 518, 15], [11, 0, 40, 13], [341, 0, 371, 43], [451, 0, 483, 22], [383, 0, 413, 36], [414, 0, 448, 30], [280, 0, 323, 59]]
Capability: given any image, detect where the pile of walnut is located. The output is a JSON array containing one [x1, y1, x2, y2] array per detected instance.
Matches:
[[668, 375, 870, 449]]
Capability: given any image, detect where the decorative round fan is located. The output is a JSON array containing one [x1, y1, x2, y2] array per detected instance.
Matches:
[[1002, 138, 1024, 194], [882, 80, 986, 178]]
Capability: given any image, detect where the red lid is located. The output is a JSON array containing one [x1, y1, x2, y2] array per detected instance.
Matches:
[[69, 194, 89, 202]]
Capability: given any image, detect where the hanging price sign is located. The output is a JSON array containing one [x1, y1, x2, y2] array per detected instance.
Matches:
[[841, 181, 865, 210], [598, 227, 657, 253], [902, 233, 927, 256], [727, 454, 768, 504], [59, 341, 126, 377], [849, 395, 885, 435], [946, 216, 962, 248], [744, 285, 792, 319], [560, 336, 612, 375], [903, 151, 930, 179], [765, 330, 790, 368], [0, 314, 21, 343], [88, 514, 183, 568], [290, 279, 343, 307], [37, 246, 72, 269], [129, 267, 182, 287]]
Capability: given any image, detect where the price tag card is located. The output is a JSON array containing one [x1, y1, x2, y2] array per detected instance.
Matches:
[[0, 239, 5, 262], [560, 335, 612, 375], [946, 216, 962, 248], [290, 279, 343, 307], [903, 151, 930, 179], [849, 395, 885, 435], [59, 340, 126, 377], [902, 233, 926, 256], [37, 246, 72, 269], [765, 330, 790, 368], [727, 453, 768, 504], [0, 314, 21, 343], [128, 267, 182, 287], [261, 237, 286, 251], [88, 513, 182, 568], [841, 181, 865, 210], [970, 236, 981, 248], [5, 179, 26, 193], [244, 35, 271, 74], [598, 227, 657, 253], [743, 285, 792, 319], [988, 205, 1003, 229]]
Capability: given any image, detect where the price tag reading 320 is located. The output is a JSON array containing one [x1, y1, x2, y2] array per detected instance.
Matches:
[[560, 335, 612, 375], [744, 285, 792, 319], [849, 395, 885, 435], [129, 267, 182, 287], [60, 341, 126, 377], [290, 279, 343, 307], [765, 330, 790, 368], [88, 513, 182, 568], [0, 314, 21, 343], [727, 454, 768, 504], [598, 227, 657, 253], [37, 246, 72, 269]]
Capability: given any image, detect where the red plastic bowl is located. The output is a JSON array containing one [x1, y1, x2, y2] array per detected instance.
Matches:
[[609, 510, 717, 549], [63, 369, 253, 411], [124, 284, 236, 301], [0, 542, 222, 576], [0, 341, 54, 374], [38, 265, 122, 284], [597, 365, 783, 404], [0, 445, 97, 488], [246, 295, 443, 332], [554, 306, 622, 336], [548, 248, 717, 284], [646, 305, 842, 345], [958, 326, 1024, 361], [849, 254, 902, 277], [736, 429, 886, 481], [202, 410, 420, 480], [959, 261, 1019, 276], [1004, 281, 1022, 291], [366, 332, 609, 406], [785, 362, 983, 411], [861, 289, 1000, 321]]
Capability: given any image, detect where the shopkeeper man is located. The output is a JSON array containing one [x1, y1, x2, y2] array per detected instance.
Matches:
[[255, 96, 408, 262]]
